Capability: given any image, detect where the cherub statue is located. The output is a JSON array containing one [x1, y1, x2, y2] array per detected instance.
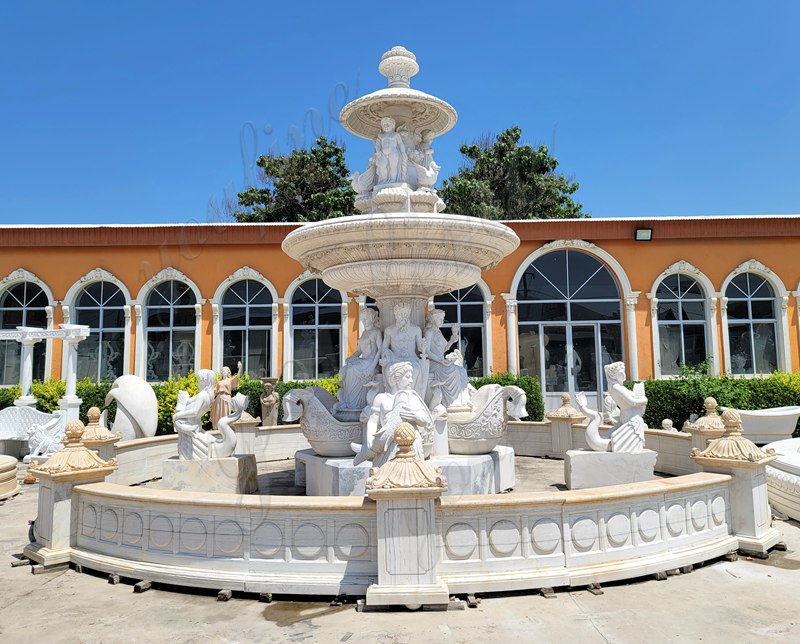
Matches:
[[374, 116, 407, 184]]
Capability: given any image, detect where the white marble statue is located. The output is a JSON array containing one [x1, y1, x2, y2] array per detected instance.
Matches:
[[381, 300, 428, 398], [423, 308, 471, 409], [375, 116, 407, 185], [260, 380, 279, 427], [353, 361, 434, 467], [26, 412, 66, 460], [575, 361, 647, 453], [335, 308, 382, 415], [104, 374, 158, 441], [174, 370, 248, 460]]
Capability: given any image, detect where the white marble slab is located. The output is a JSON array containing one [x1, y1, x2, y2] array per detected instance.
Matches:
[[161, 454, 258, 494], [564, 449, 657, 490], [296, 446, 516, 497]]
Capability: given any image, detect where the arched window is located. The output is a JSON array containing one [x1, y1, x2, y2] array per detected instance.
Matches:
[[432, 285, 486, 376], [74, 281, 126, 381], [516, 249, 623, 410], [0, 282, 48, 385], [221, 279, 273, 378], [654, 274, 708, 375], [290, 278, 341, 380], [145, 280, 197, 381], [725, 273, 778, 374]]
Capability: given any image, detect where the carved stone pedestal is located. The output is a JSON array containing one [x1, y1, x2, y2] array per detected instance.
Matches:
[[161, 455, 258, 494], [295, 446, 514, 497], [565, 449, 657, 490], [365, 422, 449, 609]]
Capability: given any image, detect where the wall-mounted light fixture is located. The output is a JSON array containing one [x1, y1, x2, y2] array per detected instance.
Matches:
[[634, 228, 653, 241]]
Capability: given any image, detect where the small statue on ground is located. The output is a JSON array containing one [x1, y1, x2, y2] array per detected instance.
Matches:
[[423, 308, 471, 409], [260, 380, 280, 427], [661, 419, 675, 431], [211, 361, 243, 430], [353, 361, 434, 468], [335, 307, 383, 415], [174, 369, 216, 460], [381, 300, 428, 398]]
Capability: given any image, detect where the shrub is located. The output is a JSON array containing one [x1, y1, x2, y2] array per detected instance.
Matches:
[[630, 371, 800, 437], [31, 379, 65, 413], [0, 385, 21, 411]]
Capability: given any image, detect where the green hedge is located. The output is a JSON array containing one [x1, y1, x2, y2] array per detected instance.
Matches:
[[629, 371, 800, 437], [0, 371, 543, 431]]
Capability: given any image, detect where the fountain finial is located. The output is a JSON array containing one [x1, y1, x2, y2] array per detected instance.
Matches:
[[378, 46, 419, 89]]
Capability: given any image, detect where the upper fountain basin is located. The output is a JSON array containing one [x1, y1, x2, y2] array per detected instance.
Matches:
[[281, 212, 520, 298]]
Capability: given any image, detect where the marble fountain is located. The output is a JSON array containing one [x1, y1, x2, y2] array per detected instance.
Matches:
[[19, 47, 785, 610]]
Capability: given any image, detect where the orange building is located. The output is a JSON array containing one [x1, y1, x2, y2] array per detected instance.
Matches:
[[2, 215, 798, 410]]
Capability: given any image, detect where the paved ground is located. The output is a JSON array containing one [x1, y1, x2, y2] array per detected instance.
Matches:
[[0, 459, 798, 643]]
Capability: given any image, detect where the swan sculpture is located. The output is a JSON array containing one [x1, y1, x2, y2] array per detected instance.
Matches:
[[447, 385, 528, 455], [575, 392, 611, 452], [282, 387, 363, 457], [175, 390, 248, 460]]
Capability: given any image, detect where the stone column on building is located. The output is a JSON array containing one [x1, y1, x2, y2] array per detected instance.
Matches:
[[625, 292, 640, 381], [501, 293, 518, 375], [365, 422, 449, 609], [24, 418, 118, 567], [691, 408, 783, 557]]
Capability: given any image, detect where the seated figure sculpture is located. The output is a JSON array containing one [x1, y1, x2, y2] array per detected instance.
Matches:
[[575, 361, 647, 453], [334, 307, 382, 416], [353, 361, 434, 467], [423, 308, 471, 409], [381, 300, 428, 399], [174, 369, 216, 460]]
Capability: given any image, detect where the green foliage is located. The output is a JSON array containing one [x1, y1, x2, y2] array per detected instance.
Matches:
[[630, 371, 800, 437], [234, 136, 357, 222], [76, 378, 116, 425], [30, 379, 65, 414], [469, 372, 544, 421], [232, 374, 267, 420], [0, 385, 22, 411], [441, 126, 586, 220], [151, 372, 202, 435]]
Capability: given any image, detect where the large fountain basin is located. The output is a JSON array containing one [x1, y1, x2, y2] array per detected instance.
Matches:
[[721, 406, 800, 444], [281, 213, 519, 297]]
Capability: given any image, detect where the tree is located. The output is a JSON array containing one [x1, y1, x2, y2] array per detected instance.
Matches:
[[234, 137, 356, 222], [440, 126, 586, 219]]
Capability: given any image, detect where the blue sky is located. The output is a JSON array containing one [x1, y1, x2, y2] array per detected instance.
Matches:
[[1, 1, 798, 225]]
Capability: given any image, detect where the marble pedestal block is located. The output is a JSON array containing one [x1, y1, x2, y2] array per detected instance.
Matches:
[[0, 454, 20, 500], [565, 449, 657, 490], [161, 455, 258, 494], [296, 445, 515, 497]]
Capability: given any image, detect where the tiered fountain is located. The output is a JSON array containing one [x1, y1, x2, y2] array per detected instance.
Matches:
[[282, 46, 525, 496]]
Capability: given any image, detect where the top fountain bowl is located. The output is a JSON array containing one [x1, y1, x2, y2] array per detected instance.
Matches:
[[281, 213, 519, 298], [339, 88, 458, 141]]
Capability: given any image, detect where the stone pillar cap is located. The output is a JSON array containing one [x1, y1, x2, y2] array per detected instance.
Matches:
[[691, 408, 776, 465], [546, 394, 585, 422], [28, 418, 117, 481]]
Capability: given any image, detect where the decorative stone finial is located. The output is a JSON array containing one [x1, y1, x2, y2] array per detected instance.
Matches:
[[81, 407, 122, 443], [545, 394, 584, 421], [691, 407, 776, 463], [366, 423, 447, 493], [28, 418, 117, 478], [378, 46, 419, 88]]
